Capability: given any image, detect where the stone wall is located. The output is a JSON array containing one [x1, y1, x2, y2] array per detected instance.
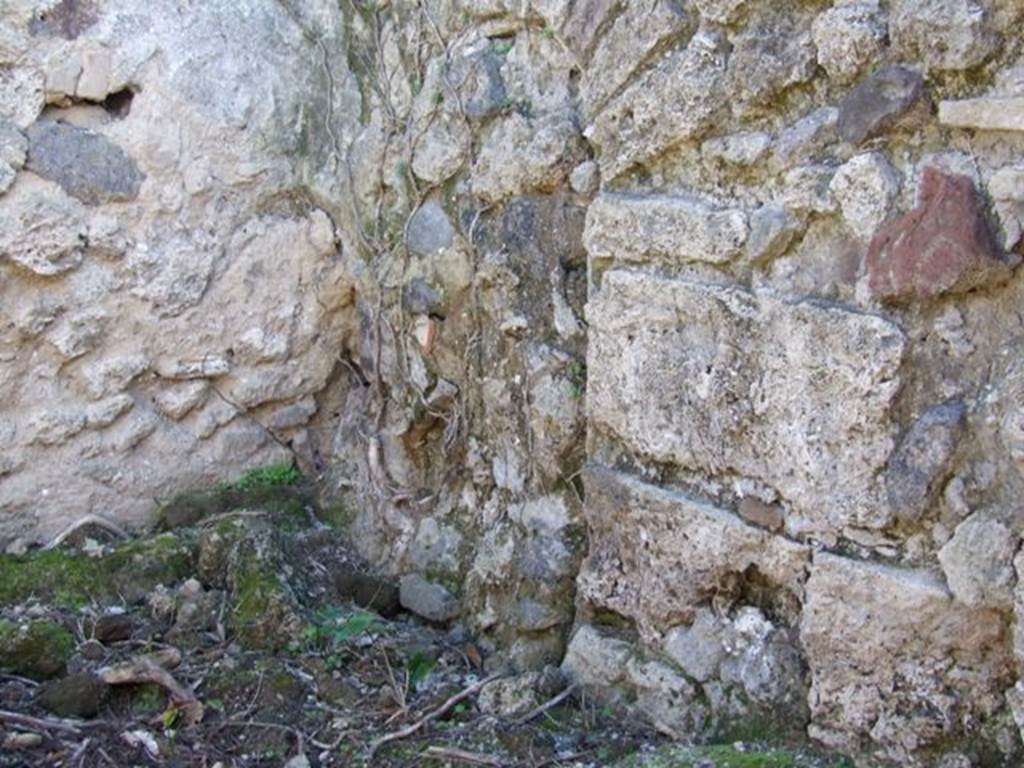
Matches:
[[4, 0, 1024, 765]]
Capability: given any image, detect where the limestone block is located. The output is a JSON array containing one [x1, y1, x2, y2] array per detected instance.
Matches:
[[939, 97, 1024, 132], [577, 467, 809, 639], [471, 114, 581, 203], [801, 552, 1013, 763], [587, 271, 904, 537], [584, 192, 748, 267], [938, 514, 1018, 609]]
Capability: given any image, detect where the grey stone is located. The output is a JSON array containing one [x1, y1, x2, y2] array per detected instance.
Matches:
[[399, 574, 460, 623], [746, 205, 800, 262], [938, 515, 1018, 609], [886, 401, 966, 523], [26, 121, 143, 205], [561, 624, 632, 695], [448, 45, 506, 121], [0, 120, 27, 168], [703, 131, 772, 167], [405, 201, 455, 257], [402, 278, 443, 315], [891, 0, 998, 72], [727, 10, 816, 110], [774, 107, 838, 169], [811, 2, 886, 85], [569, 160, 599, 195], [838, 66, 925, 145], [663, 609, 726, 682]]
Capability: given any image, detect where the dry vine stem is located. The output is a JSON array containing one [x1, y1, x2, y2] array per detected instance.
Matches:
[[99, 656, 204, 726], [367, 671, 506, 759]]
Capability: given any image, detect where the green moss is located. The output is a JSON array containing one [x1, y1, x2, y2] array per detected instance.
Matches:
[[611, 744, 853, 768], [160, 467, 313, 529], [0, 619, 75, 680], [0, 532, 196, 609]]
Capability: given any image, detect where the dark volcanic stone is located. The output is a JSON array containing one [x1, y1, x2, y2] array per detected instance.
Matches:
[[27, 120, 144, 205], [93, 613, 135, 644], [886, 400, 966, 523], [38, 672, 109, 718], [867, 168, 1012, 302], [402, 278, 443, 316], [838, 66, 925, 145]]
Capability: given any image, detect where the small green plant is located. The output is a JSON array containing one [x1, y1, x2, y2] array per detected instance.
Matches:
[[492, 38, 514, 55], [234, 464, 301, 492], [405, 651, 437, 692], [410, 77, 422, 96], [304, 606, 387, 648], [433, 90, 445, 106], [542, 26, 555, 40], [569, 360, 587, 399]]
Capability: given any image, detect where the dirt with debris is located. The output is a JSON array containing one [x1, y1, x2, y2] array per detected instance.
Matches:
[[0, 476, 851, 768]]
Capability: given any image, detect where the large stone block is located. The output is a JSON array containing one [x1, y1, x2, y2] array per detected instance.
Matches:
[[577, 467, 809, 640], [801, 553, 1014, 764], [587, 270, 905, 538], [584, 192, 748, 267]]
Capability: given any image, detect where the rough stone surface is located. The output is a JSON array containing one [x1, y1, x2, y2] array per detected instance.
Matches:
[[830, 152, 901, 241], [811, 2, 886, 85], [584, 192, 748, 267], [588, 271, 905, 538], [586, 30, 729, 179], [838, 66, 925, 145], [801, 553, 1014, 764], [867, 169, 1013, 302], [578, 467, 809, 640], [890, 0, 999, 72], [2, 2, 1024, 763], [938, 515, 1018, 609]]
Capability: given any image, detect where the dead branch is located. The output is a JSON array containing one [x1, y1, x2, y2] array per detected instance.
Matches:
[[368, 671, 506, 759], [513, 683, 579, 727], [0, 709, 83, 735], [424, 745, 505, 766]]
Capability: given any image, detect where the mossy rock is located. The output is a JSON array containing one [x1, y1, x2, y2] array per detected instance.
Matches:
[[0, 619, 75, 680], [0, 532, 196, 608]]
